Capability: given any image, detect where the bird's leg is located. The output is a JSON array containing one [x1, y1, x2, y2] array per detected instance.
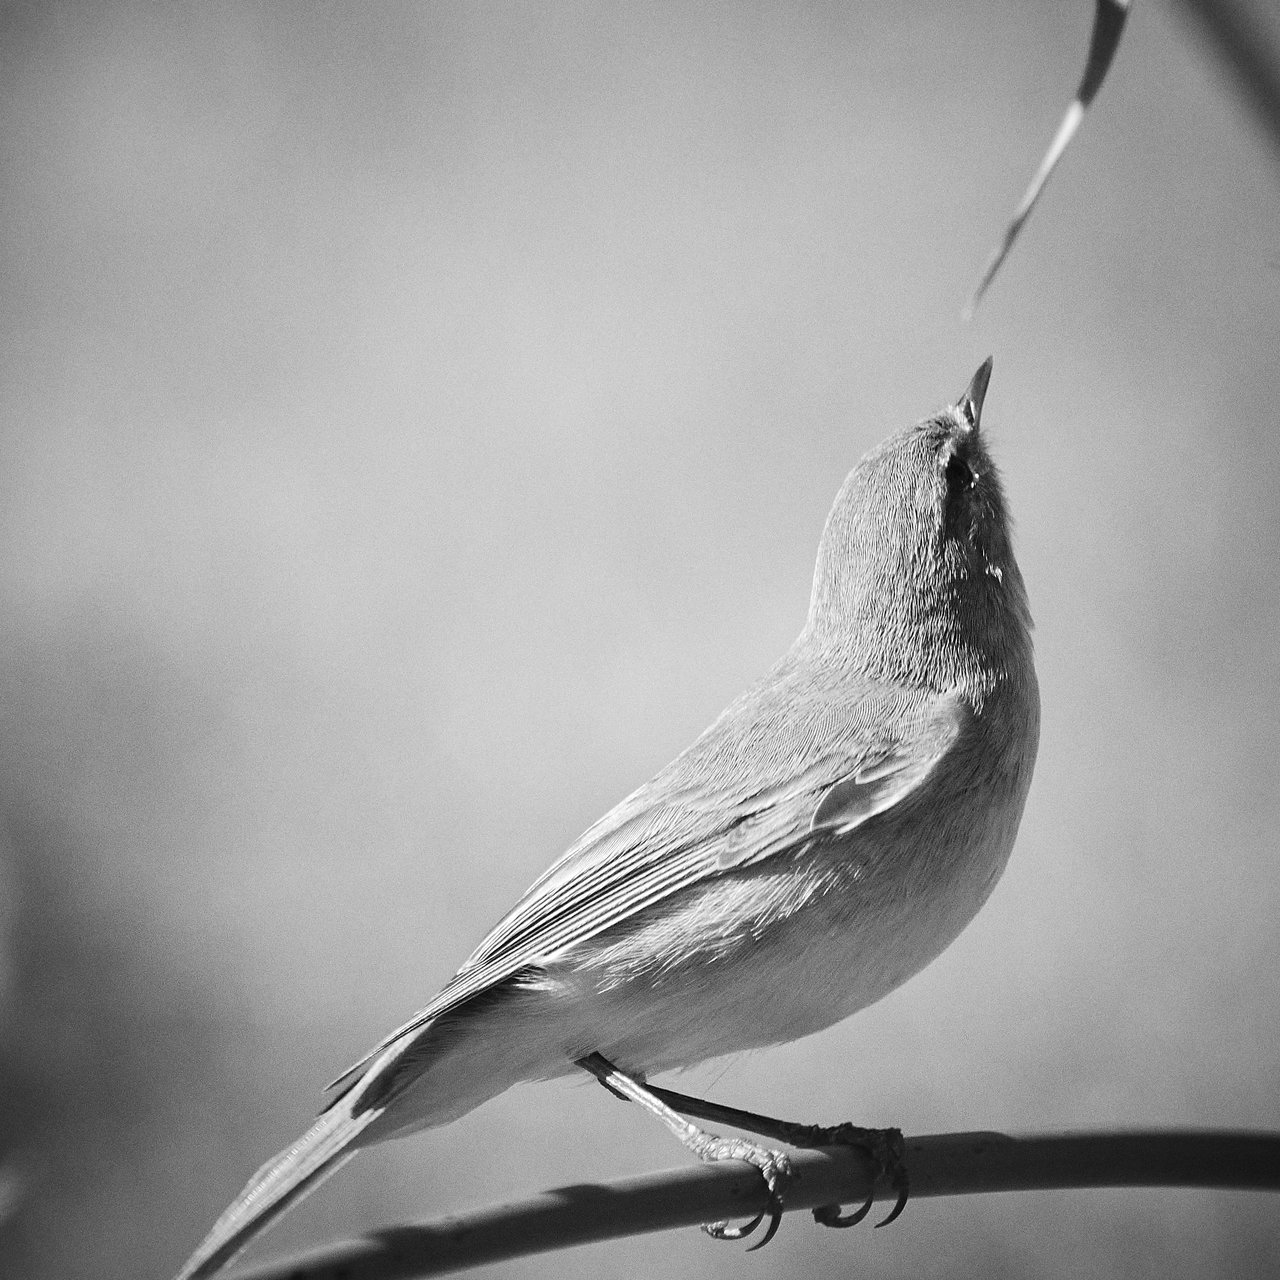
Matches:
[[641, 1079, 909, 1229], [576, 1053, 792, 1249]]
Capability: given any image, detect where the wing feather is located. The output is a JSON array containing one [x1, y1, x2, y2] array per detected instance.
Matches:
[[323, 671, 965, 1104]]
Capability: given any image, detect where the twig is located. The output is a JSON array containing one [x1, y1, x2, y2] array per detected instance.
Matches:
[[964, 0, 1132, 318], [227, 1128, 1280, 1280]]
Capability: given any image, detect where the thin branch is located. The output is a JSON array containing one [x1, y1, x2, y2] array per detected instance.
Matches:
[[227, 1129, 1280, 1280], [965, 0, 1132, 318]]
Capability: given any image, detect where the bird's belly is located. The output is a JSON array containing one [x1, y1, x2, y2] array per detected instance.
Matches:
[[549, 813, 1017, 1076], [371, 764, 1031, 1139]]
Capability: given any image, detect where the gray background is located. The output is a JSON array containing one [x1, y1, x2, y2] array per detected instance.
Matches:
[[2, 3, 1279, 1278]]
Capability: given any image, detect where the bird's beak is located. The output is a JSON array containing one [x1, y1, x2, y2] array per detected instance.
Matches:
[[958, 357, 994, 431]]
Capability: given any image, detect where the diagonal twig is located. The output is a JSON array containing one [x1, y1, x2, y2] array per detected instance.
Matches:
[[223, 1128, 1280, 1280], [965, 0, 1133, 318]]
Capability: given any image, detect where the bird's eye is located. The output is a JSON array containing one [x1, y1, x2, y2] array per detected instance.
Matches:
[[944, 454, 974, 500]]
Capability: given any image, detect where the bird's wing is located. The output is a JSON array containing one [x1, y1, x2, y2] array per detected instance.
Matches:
[[324, 677, 966, 1105]]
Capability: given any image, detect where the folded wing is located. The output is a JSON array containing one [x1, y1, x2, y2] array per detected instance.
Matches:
[[325, 668, 966, 1107]]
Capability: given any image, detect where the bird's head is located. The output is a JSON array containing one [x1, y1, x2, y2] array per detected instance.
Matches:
[[804, 358, 1032, 687]]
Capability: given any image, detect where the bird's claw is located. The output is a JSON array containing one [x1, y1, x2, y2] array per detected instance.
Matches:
[[695, 1136, 793, 1250], [808, 1124, 909, 1230], [812, 1191, 874, 1229], [702, 1210, 765, 1242]]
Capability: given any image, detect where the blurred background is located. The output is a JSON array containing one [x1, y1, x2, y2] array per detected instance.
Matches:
[[2, 2, 1279, 1277]]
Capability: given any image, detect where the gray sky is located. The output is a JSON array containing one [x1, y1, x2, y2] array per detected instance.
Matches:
[[1, 4, 1278, 1278]]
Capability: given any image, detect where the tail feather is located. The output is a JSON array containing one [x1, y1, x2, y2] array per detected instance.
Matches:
[[175, 1099, 384, 1280]]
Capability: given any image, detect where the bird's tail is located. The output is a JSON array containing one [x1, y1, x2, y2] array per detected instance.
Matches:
[[174, 1092, 384, 1280]]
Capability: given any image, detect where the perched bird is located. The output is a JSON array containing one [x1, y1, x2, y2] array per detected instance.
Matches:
[[176, 358, 1039, 1278]]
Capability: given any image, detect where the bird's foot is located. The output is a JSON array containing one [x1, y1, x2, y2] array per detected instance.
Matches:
[[688, 1133, 793, 1251], [801, 1124, 908, 1228]]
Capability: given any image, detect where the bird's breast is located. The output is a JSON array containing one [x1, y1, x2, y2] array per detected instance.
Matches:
[[549, 668, 1039, 1076]]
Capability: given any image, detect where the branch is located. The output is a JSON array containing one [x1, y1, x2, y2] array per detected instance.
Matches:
[[965, 0, 1132, 318], [228, 1129, 1280, 1280], [1167, 0, 1280, 164]]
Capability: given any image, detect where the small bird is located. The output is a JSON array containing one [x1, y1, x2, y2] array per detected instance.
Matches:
[[176, 358, 1039, 1278]]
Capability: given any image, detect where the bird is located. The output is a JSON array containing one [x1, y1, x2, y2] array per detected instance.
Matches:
[[175, 357, 1039, 1278]]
